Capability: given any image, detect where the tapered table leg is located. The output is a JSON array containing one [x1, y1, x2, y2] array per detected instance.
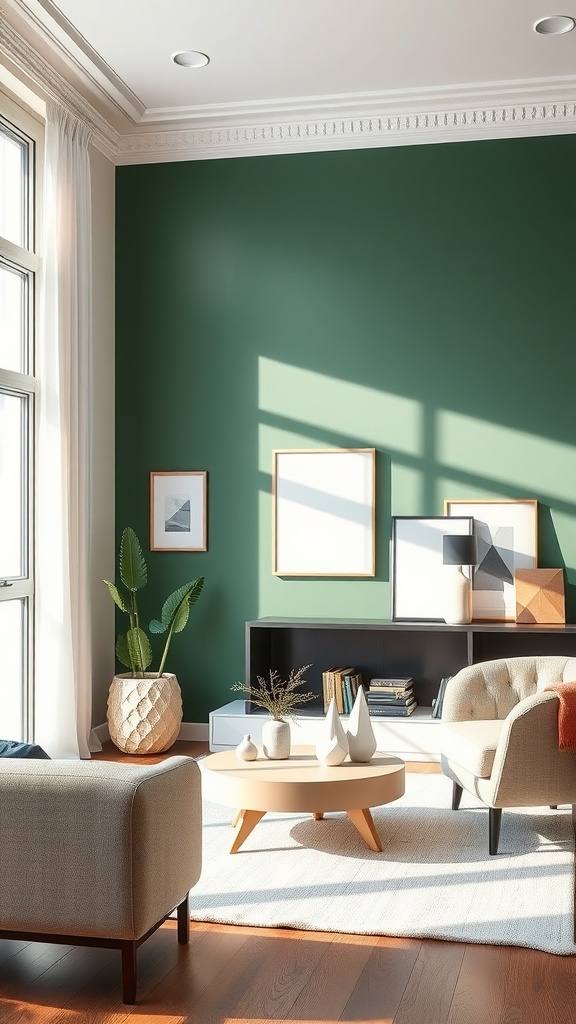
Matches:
[[313, 812, 324, 820], [230, 808, 266, 853], [347, 808, 382, 852]]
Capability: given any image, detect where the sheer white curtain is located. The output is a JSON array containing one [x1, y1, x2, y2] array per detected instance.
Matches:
[[35, 101, 101, 758]]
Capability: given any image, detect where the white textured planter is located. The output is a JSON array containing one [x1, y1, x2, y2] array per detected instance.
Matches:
[[107, 672, 182, 754], [262, 718, 290, 759]]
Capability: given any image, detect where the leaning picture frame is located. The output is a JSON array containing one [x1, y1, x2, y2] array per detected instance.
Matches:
[[445, 499, 538, 621], [150, 471, 207, 552], [273, 448, 376, 576], [391, 515, 474, 622]]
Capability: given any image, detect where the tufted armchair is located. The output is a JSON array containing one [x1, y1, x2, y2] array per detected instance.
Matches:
[[440, 656, 576, 854]]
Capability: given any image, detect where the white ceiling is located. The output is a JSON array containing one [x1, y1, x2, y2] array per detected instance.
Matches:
[[4, 0, 576, 161]]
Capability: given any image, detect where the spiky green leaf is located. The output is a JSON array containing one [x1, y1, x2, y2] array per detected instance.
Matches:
[[120, 527, 147, 592], [127, 627, 152, 672], [103, 580, 129, 613], [150, 577, 205, 635], [115, 633, 132, 669]]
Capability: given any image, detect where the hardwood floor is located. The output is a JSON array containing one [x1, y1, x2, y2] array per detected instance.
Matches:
[[2, 741, 574, 1024]]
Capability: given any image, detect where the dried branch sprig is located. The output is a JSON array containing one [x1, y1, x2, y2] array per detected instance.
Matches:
[[231, 663, 315, 720]]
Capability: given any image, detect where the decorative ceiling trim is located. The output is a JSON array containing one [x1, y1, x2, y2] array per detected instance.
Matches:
[[2, 7, 576, 166], [10, 0, 145, 121], [118, 100, 576, 164], [0, 13, 119, 159]]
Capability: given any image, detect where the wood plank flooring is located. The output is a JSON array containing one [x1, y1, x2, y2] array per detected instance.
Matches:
[[2, 741, 574, 1024]]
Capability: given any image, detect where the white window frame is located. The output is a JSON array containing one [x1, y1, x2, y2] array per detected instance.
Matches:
[[0, 88, 43, 741]]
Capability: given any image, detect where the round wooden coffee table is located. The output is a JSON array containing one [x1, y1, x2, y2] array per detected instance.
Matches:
[[200, 746, 405, 853]]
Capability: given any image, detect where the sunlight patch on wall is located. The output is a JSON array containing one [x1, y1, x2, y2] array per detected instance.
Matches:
[[259, 423, 326, 472], [257, 358, 394, 618], [437, 410, 576, 503], [258, 357, 422, 456]]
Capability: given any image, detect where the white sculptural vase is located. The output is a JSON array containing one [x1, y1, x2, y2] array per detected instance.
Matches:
[[346, 686, 377, 763], [236, 734, 258, 761], [316, 697, 349, 766], [107, 672, 182, 754], [262, 718, 290, 759]]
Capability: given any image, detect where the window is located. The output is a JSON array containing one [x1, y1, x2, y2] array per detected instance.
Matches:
[[0, 94, 41, 741]]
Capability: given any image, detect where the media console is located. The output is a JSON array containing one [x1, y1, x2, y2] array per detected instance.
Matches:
[[209, 618, 576, 761]]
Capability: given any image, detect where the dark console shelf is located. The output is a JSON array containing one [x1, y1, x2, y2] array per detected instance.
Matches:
[[245, 618, 576, 711]]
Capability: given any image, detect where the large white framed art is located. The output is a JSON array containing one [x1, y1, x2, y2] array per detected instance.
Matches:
[[150, 471, 207, 552], [445, 499, 538, 621], [391, 516, 474, 621], [273, 448, 375, 576]]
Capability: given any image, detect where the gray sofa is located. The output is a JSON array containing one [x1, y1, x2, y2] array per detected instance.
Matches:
[[0, 755, 202, 1002]]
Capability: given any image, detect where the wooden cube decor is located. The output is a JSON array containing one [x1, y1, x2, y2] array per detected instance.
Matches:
[[514, 568, 565, 624]]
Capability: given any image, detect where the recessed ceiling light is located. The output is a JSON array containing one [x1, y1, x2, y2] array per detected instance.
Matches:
[[171, 50, 210, 68], [533, 15, 575, 34]]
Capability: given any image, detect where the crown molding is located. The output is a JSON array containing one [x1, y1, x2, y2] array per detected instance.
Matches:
[[9, 0, 144, 121], [118, 98, 576, 164], [0, 14, 119, 159], [2, 5, 576, 165]]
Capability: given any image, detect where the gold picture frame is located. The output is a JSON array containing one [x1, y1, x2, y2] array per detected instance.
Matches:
[[445, 499, 538, 621], [150, 471, 207, 552], [273, 448, 376, 576]]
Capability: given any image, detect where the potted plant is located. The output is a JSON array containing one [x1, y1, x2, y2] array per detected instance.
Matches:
[[231, 664, 314, 759], [103, 526, 204, 754]]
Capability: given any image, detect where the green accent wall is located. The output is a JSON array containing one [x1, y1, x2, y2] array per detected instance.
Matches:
[[116, 134, 576, 723]]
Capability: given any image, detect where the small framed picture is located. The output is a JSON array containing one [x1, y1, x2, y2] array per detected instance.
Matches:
[[150, 471, 207, 552]]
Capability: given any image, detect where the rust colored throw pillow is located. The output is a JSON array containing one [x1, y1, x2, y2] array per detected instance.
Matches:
[[543, 682, 576, 753]]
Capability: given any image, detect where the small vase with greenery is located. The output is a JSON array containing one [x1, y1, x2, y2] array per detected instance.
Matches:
[[103, 526, 205, 754], [231, 664, 315, 759]]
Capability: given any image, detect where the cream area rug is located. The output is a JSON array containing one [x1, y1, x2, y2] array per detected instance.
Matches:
[[189, 772, 576, 955]]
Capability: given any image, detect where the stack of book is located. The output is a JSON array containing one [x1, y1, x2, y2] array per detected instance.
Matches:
[[321, 667, 363, 714], [365, 677, 416, 716]]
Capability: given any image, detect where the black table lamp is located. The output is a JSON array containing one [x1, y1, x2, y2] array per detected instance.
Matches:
[[442, 534, 478, 624]]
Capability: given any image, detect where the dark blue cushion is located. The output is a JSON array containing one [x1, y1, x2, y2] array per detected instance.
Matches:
[[0, 739, 50, 759]]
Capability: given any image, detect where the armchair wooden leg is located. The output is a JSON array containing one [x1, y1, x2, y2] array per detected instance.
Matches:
[[550, 805, 558, 810], [572, 804, 576, 943], [121, 941, 137, 1003], [489, 807, 502, 856], [177, 893, 190, 944], [451, 782, 463, 811]]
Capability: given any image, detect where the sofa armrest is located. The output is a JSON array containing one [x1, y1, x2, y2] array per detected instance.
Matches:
[[0, 756, 202, 940]]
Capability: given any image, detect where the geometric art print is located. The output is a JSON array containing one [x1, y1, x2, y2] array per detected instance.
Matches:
[[445, 499, 538, 620], [164, 494, 191, 533]]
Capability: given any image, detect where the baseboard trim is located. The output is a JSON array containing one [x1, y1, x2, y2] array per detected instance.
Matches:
[[178, 721, 209, 742], [92, 721, 209, 744]]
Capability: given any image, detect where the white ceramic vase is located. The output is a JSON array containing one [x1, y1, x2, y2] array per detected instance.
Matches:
[[316, 697, 349, 766], [262, 718, 291, 759], [444, 565, 473, 625], [346, 686, 377, 762], [236, 734, 258, 761]]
